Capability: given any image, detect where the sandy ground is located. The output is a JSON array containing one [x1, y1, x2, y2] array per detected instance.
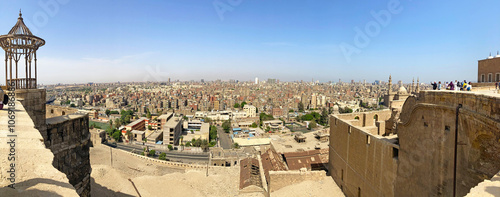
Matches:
[[91, 144, 343, 197]]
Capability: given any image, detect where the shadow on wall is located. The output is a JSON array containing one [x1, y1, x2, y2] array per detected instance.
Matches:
[[91, 177, 135, 197], [486, 186, 500, 196], [0, 178, 75, 197]]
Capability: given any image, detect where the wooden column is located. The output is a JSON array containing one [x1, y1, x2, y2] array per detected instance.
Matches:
[[34, 52, 37, 89], [4, 51, 7, 89]]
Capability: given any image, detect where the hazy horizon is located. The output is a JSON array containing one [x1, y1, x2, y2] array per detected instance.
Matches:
[[1, 1, 499, 85]]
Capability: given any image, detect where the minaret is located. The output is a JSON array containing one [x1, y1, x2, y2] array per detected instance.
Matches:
[[416, 77, 420, 93], [411, 78, 415, 93], [388, 75, 392, 95]]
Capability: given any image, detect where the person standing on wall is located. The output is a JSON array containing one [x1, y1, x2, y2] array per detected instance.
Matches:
[[0, 88, 4, 110]]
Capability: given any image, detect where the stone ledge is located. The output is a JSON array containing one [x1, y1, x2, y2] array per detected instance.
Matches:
[[0, 101, 78, 196]]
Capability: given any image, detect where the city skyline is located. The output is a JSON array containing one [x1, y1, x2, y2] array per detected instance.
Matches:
[[1, 1, 499, 84]]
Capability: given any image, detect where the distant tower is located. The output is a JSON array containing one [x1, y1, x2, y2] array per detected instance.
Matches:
[[255, 77, 259, 85], [411, 78, 415, 93], [388, 75, 392, 94], [416, 77, 420, 93]]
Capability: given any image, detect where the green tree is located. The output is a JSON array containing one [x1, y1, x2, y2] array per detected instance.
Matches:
[[308, 120, 317, 130], [233, 103, 240, 108], [105, 109, 111, 116], [233, 143, 240, 149], [168, 145, 173, 151], [112, 130, 121, 142], [320, 108, 329, 125], [298, 102, 304, 112], [149, 149, 156, 157], [147, 111, 152, 119], [159, 152, 167, 160], [222, 120, 231, 133], [240, 102, 247, 109], [70, 104, 76, 108], [109, 119, 113, 129], [201, 139, 209, 152], [115, 118, 121, 128], [126, 130, 132, 142], [204, 117, 212, 124], [209, 125, 218, 141], [148, 125, 153, 130], [185, 141, 192, 147], [250, 122, 258, 128]]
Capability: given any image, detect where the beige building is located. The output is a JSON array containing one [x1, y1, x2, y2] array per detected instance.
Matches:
[[478, 52, 500, 83], [244, 105, 257, 117]]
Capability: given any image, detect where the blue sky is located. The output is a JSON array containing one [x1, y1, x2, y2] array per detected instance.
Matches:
[[0, 0, 499, 84]]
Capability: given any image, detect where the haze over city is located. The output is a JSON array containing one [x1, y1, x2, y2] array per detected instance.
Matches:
[[1, 0, 499, 84]]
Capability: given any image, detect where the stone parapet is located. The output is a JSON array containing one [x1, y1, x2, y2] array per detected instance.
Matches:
[[0, 101, 78, 196]]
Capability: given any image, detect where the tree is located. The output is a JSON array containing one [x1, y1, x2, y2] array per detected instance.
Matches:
[[201, 139, 209, 152], [126, 130, 132, 142], [147, 111, 152, 119], [222, 120, 231, 133], [112, 130, 121, 142], [204, 117, 212, 124], [115, 118, 121, 128], [105, 109, 111, 116], [233, 143, 240, 149], [320, 108, 329, 125], [168, 145, 173, 151], [70, 104, 76, 108], [185, 141, 192, 147], [209, 125, 218, 141], [308, 120, 317, 130], [241, 102, 247, 109], [109, 119, 113, 129], [250, 122, 258, 128], [149, 149, 156, 157], [148, 125, 153, 130], [233, 103, 240, 108], [298, 102, 304, 112], [159, 152, 167, 160]]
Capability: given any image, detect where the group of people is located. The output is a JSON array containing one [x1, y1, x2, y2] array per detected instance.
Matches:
[[431, 80, 472, 91]]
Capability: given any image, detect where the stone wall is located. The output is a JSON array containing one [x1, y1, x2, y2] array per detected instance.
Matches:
[[15, 89, 46, 134], [395, 90, 500, 197], [46, 105, 78, 118], [46, 113, 92, 196], [0, 101, 79, 196], [329, 114, 399, 197], [268, 170, 326, 193]]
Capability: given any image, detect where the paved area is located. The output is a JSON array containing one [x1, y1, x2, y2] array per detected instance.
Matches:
[[217, 126, 232, 149]]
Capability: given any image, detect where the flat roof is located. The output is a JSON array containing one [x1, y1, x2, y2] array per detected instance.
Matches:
[[157, 113, 173, 120], [165, 117, 181, 128], [131, 130, 145, 135], [126, 117, 147, 127]]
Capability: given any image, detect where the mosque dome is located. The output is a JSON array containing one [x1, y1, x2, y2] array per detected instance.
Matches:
[[333, 104, 339, 112], [398, 86, 408, 95]]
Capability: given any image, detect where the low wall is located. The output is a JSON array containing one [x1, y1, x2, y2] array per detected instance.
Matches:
[[120, 149, 221, 170], [268, 170, 326, 193], [46, 105, 78, 118]]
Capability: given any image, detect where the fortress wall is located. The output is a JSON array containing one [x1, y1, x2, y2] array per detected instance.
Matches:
[[46, 113, 92, 197], [395, 90, 500, 197], [268, 170, 326, 193], [329, 115, 398, 197], [0, 101, 79, 196], [46, 105, 79, 118]]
